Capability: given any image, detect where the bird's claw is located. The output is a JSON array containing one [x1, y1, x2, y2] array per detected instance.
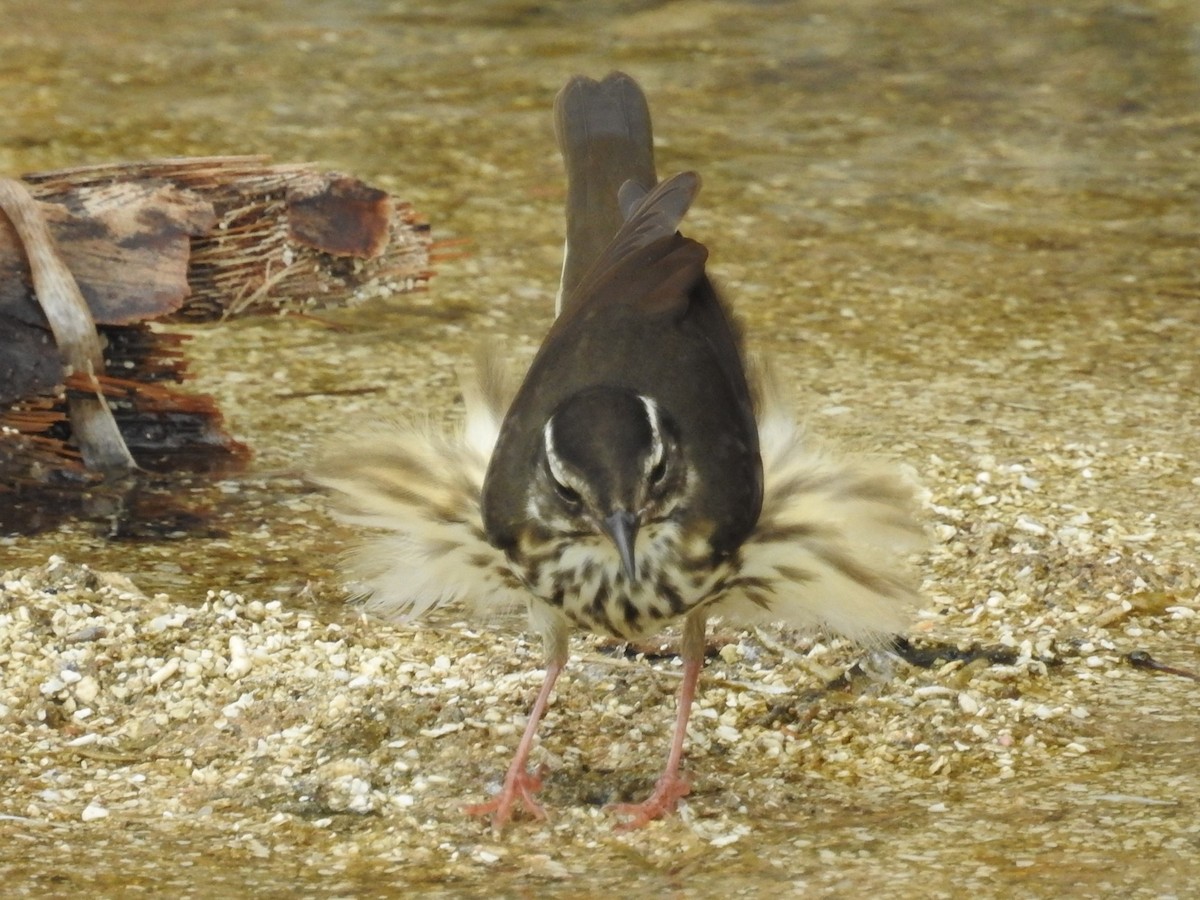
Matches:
[[464, 763, 549, 833], [608, 772, 691, 831]]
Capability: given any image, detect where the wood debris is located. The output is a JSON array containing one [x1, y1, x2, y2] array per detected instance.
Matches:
[[1, 156, 434, 531]]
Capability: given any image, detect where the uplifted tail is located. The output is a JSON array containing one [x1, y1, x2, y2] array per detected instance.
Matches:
[[554, 71, 657, 313]]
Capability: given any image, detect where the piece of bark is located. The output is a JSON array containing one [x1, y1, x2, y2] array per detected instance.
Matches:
[[2, 156, 433, 528], [36, 181, 217, 323], [0, 178, 135, 472], [18, 156, 433, 321], [1, 180, 216, 403], [287, 174, 392, 259]]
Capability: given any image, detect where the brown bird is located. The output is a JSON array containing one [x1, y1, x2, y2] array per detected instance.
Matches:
[[313, 72, 922, 832]]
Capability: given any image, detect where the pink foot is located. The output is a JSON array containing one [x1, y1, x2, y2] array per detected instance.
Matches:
[[463, 662, 563, 833], [464, 764, 548, 832], [609, 638, 705, 831], [609, 771, 691, 831]]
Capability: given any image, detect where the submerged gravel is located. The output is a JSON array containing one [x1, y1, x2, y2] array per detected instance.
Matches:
[[3, 480, 1198, 896], [2, 0, 1200, 896]]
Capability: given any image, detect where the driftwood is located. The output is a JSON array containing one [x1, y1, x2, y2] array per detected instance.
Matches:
[[0, 178, 137, 472], [16, 155, 432, 321], [1, 156, 434, 532]]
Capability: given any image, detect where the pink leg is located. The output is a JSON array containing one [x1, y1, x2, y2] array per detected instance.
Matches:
[[464, 661, 562, 832], [610, 650, 703, 831]]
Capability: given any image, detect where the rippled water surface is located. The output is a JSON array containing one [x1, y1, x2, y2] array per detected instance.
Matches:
[[2, 1, 1198, 896]]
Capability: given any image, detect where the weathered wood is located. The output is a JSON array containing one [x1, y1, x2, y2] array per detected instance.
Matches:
[[0, 178, 135, 472], [1, 156, 434, 529], [17, 156, 433, 321]]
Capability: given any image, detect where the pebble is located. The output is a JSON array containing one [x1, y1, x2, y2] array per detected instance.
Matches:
[[81, 802, 109, 822], [149, 657, 181, 687], [2, 451, 1197, 886], [226, 635, 253, 680]]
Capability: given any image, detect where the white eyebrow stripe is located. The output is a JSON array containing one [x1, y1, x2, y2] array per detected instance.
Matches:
[[639, 394, 665, 475], [543, 418, 567, 485]]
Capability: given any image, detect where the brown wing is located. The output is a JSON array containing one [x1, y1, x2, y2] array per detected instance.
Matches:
[[482, 173, 761, 556]]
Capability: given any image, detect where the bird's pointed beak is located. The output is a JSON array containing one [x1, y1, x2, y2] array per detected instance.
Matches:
[[603, 510, 640, 582]]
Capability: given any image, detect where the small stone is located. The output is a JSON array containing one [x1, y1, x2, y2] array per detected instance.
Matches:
[[226, 635, 253, 680], [81, 802, 109, 822], [73, 675, 100, 704], [149, 657, 181, 687]]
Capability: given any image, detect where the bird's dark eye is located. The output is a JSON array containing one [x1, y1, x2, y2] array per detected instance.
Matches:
[[552, 478, 582, 506], [649, 457, 667, 486]]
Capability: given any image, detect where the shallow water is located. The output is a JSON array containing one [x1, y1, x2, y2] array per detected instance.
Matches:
[[2, 1, 1199, 896], [4, 0, 1197, 590]]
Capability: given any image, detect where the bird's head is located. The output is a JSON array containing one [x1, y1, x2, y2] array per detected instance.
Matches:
[[531, 386, 686, 581]]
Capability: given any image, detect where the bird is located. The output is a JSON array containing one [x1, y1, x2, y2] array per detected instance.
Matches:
[[313, 72, 923, 833]]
